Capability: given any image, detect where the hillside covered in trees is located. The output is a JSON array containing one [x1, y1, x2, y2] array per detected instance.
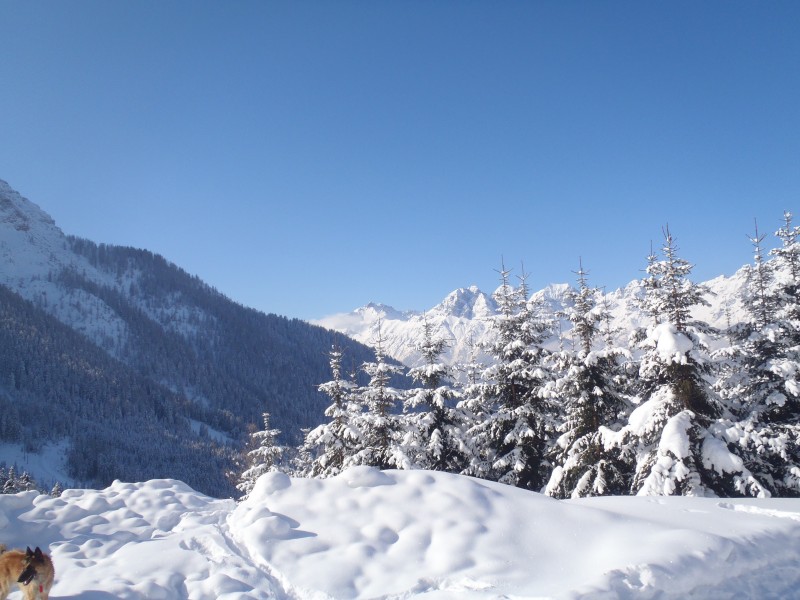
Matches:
[[0, 179, 383, 497]]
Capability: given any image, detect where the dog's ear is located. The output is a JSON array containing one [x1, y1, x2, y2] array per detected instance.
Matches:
[[34, 547, 43, 559], [25, 547, 33, 557]]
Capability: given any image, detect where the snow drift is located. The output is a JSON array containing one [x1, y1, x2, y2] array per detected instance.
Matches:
[[1, 469, 799, 599]]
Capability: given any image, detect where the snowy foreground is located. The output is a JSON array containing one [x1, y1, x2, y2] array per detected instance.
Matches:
[[2, 468, 800, 599]]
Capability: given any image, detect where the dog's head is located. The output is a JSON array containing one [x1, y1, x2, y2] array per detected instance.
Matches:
[[17, 546, 45, 585]]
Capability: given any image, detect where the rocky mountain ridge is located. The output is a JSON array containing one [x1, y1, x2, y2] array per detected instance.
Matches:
[[314, 265, 751, 370]]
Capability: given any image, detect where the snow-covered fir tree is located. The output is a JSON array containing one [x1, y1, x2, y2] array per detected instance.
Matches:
[[457, 336, 495, 477], [767, 213, 800, 424], [1, 466, 39, 494], [636, 242, 663, 327], [598, 287, 619, 348], [715, 215, 800, 496], [403, 317, 466, 473], [468, 265, 556, 490], [298, 346, 361, 478], [614, 227, 767, 497], [17, 470, 36, 492], [236, 412, 284, 498], [545, 261, 633, 498], [2, 466, 19, 494], [773, 211, 800, 286], [348, 321, 406, 469], [764, 212, 800, 445]]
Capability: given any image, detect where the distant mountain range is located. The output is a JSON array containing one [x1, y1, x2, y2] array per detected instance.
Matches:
[[0, 179, 379, 496], [313, 269, 749, 371]]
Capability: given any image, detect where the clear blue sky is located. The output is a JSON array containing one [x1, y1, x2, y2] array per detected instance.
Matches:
[[2, 2, 798, 320]]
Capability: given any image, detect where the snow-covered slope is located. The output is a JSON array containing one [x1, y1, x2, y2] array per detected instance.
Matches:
[[0, 179, 149, 353], [0, 179, 206, 353], [4, 470, 800, 599], [314, 270, 751, 369], [0, 179, 73, 281]]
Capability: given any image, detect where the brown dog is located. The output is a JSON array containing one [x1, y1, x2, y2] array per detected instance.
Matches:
[[0, 545, 54, 600]]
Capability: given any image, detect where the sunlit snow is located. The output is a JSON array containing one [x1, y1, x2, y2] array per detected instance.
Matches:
[[647, 323, 694, 365], [1, 469, 799, 599]]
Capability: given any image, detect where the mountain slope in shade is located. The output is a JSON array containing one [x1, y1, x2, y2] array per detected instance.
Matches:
[[0, 179, 380, 496]]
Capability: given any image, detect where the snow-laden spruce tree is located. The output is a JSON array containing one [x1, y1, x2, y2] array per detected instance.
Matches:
[[403, 316, 466, 473], [467, 264, 556, 490], [297, 346, 361, 478], [766, 212, 800, 425], [1, 467, 39, 494], [348, 322, 407, 470], [714, 215, 800, 496], [455, 336, 495, 478], [236, 412, 284, 498], [613, 227, 767, 497], [545, 261, 633, 498]]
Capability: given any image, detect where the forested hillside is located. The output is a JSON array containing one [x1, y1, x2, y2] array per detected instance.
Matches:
[[64, 238, 379, 441], [0, 245, 385, 497], [0, 179, 386, 497], [0, 284, 234, 494]]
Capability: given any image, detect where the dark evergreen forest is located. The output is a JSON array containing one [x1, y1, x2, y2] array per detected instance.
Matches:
[[0, 238, 385, 497]]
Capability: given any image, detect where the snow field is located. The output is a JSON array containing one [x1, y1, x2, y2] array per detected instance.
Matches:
[[1, 469, 799, 599]]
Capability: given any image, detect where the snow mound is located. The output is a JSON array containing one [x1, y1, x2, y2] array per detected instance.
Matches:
[[1, 473, 799, 598]]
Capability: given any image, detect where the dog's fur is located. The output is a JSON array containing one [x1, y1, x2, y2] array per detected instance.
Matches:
[[0, 544, 54, 599]]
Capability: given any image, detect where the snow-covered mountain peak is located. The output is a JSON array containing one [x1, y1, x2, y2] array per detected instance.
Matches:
[[315, 288, 501, 367], [0, 179, 218, 359], [432, 285, 496, 320], [692, 265, 751, 327], [316, 267, 752, 370], [313, 302, 416, 345], [531, 282, 573, 310], [0, 180, 75, 284], [360, 302, 415, 322], [539, 282, 572, 297], [0, 179, 57, 230]]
